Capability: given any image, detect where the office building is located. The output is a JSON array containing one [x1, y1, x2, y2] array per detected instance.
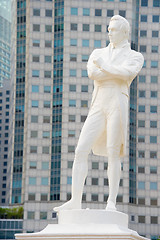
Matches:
[[8, 0, 160, 239]]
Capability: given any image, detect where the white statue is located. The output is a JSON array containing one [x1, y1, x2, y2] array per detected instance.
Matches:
[[54, 15, 144, 212]]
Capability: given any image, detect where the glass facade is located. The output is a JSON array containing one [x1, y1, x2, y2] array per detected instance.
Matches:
[[50, 0, 64, 201], [12, 0, 26, 204]]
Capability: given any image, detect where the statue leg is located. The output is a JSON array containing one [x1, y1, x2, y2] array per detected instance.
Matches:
[[105, 107, 122, 211], [54, 108, 105, 212]]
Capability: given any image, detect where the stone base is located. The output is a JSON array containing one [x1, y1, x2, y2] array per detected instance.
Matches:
[[15, 210, 149, 240]]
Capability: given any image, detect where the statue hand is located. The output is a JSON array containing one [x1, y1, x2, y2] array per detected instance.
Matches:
[[93, 57, 104, 69]]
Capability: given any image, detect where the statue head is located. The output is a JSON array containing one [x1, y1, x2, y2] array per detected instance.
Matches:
[[108, 15, 130, 47]]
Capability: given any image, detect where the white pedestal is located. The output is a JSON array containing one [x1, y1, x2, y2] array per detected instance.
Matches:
[[15, 210, 149, 240]]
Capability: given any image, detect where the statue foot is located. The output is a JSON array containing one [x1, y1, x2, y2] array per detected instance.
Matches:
[[105, 201, 117, 211], [53, 199, 81, 212]]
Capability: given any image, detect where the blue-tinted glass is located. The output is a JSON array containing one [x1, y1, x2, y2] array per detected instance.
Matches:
[[44, 86, 51, 93], [150, 106, 157, 113], [153, 0, 160, 7], [94, 40, 101, 48], [152, 31, 159, 37], [138, 181, 145, 189], [151, 76, 158, 83], [83, 8, 90, 16], [151, 91, 157, 98], [152, 15, 159, 22], [150, 182, 157, 190], [32, 100, 39, 108], [69, 99, 76, 107], [139, 75, 146, 82], [29, 177, 36, 185], [67, 177, 72, 184], [140, 30, 147, 37], [142, 60, 146, 68], [95, 9, 102, 16], [41, 177, 48, 185], [82, 39, 89, 47], [32, 85, 39, 93], [152, 45, 158, 53], [32, 70, 39, 77], [70, 69, 76, 76], [82, 70, 88, 77], [71, 8, 78, 15], [42, 162, 49, 170], [141, 0, 148, 6], [150, 136, 157, 143], [141, 15, 147, 22], [70, 39, 77, 46], [138, 105, 145, 112], [119, 0, 126, 2], [151, 61, 158, 68]]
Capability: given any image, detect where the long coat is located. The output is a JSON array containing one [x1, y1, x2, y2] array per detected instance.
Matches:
[[87, 42, 144, 157]]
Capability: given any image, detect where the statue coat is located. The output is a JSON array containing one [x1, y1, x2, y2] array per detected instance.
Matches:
[[87, 43, 144, 157]]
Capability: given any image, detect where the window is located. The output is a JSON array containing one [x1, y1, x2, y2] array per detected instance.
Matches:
[[43, 116, 50, 123], [151, 61, 158, 68], [45, 25, 52, 32], [152, 31, 159, 37], [45, 40, 52, 48], [150, 166, 157, 174], [41, 177, 48, 185], [32, 85, 39, 93], [150, 106, 157, 113], [42, 162, 49, 170], [141, 15, 147, 22], [29, 177, 36, 185], [69, 84, 76, 92], [82, 70, 88, 77], [28, 193, 35, 201], [71, 7, 78, 15], [70, 39, 77, 46], [83, 8, 90, 16], [95, 9, 102, 16], [71, 23, 77, 31], [138, 105, 145, 112], [32, 70, 39, 77], [69, 99, 76, 107], [138, 151, 145, 158], [68, 130, 75, 137], [43, 131, 50, 138], [41, 194, 48, 201], [67, 177, 72, 185], [33, 39, 40, 47], [151, 216, 158, 224], [91, 194, 98, 201], [139, 90, 145, 98], [32, 55, 39, 62], [31, 115, 38, 123], [150, 121, 157, 128], [138, 120, 145, 128], [82, 55, 89, 62], [151, 76, 158, 83], [42, 146, 49, 154], [31, 131, 38, 138], [150, 182, 157, 190], [45, 9, 52, 17], [33, 24, 40, 31], [44, 70, 51, 78], [69, 115, 75, 122], [138, 136, 145, 143], [92, 162, 99, 169], [31, 100, 39, 108], [151, 91, 157, 98], [119, 10, 126, 17], [150, 136, 157, 143], [27, 211, 35, 219], [83, 24, 90, 31], [68, 145, 75, 153], [81, 100, 88, 107], [81, 85, 88, 92], [119, 0, 126, 1], [141, 0, 148, 6], [33, 9, 40, 16], [40, 212, 47, 220], [107, 10, 114, 17], [150, 198, 157, 206], [92, 178, 98, 185], [81, 115, 87, 122], [138, 216, 145, 223], [140, 45, 146, 53], [151, 46, 158, 53], [29, 161, 37, 169], [95, 24, 101, 32], [94, 40, 101, 48], [70, 69, 76, 77], [45, 56, 52, 63], [68, 161, 73, 168], [150, 151, 157, 159], [82, 39, 89, 47], [138, 181, 145, 190], [153, 15, 159, 22], [139, 75, 146, 82], [44, 86, 51, 93], [138, 166, 145, 173], [153, 0, 160, 7], [30, 146, 37, 153], [140, 30, 147, 37], [70, 54, 77, 62]]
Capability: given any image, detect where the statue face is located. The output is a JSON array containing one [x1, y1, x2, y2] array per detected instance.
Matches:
[[108, 20, 126, 46]]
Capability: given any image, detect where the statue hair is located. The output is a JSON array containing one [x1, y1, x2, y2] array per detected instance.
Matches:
[[110, 15, 130, 39]]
